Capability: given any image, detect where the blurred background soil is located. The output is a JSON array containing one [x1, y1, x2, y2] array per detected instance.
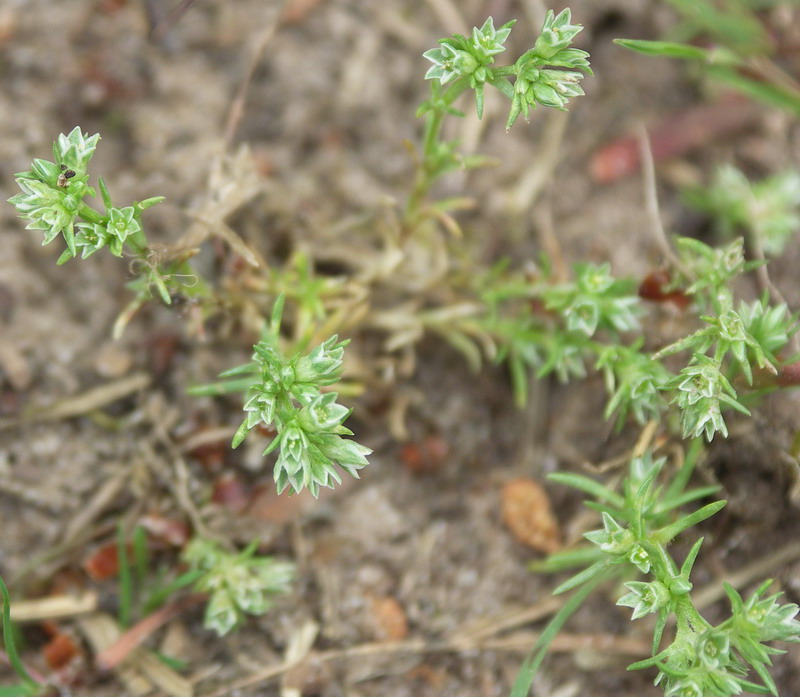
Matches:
[[1, 1, 800, 695]]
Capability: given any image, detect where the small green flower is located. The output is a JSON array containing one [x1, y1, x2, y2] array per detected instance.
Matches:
[[294, 335, 347, 386], [695, 629, 731, 670], [297, 392, 351, 432], [423, 42, 478, 85], [677, 237, 752, 306], [618, 580, 671, 620], [224, 299, 371, 497], [668, 354, 749, 440], [628, 544, 652, 574], [738, 297, 794, 364], [543, 263, 640, 337], [74, 222, 109, 259], [584, 512, 634, 556], [423, 17, 513, 86], [54, 126, 101, 171], [597, 342, 671, 426], [471, 17, 514, 59], [9, 175, 82, 256], [532, 8, 584, 60], [105, 206, 141, 256], [664, 678, 704, 697]]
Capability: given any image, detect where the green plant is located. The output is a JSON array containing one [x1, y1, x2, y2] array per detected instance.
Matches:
[[7, 127, 207, 336], [191, 295, 371, 497], [182, 538, 294, 637], [410, 11, 796, 440], [684, 165, 800, 257], [0, 576, 44, 697], [615, 0, 800, 115], [515, 447, 800, 697], [406, 10, 591, 231]]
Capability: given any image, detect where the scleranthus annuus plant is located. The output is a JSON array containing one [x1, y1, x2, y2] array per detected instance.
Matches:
[[8, 127, 208, 336], [518, 447, 800, 697], [183, 538, 294, 636], [192, 296, 371, 497], [421, 9, 592, 127], [405, 10, 591, 232], [9, 127, 161, 266]]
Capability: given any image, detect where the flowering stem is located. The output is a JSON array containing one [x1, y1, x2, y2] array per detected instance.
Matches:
[[405, 80, 470, 228]]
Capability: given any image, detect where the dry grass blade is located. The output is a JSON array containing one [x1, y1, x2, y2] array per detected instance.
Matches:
[[10, 591, 98, 622], [0, 373, 151, 431]]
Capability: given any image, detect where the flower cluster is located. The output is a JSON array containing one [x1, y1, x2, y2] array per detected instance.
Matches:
[[183, 538, 294, 636], [686, 164, 800, 256], [541, 451, 800, 697], [8, 128, 100, 262], [75, 206, 143, 259], [674, 237, 754, 309], [507, 9, 592, 127], [222, 298, 371, 497], [542, 262, 640, 337], [667, 355, 748, 440], [422, 10, 591, 127], [596, 341, 671, 426], [8, 127, 163, 266]]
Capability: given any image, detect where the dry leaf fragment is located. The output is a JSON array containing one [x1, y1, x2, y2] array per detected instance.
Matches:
[[369, 595, 409, 641], [501, 478, 562, 554]]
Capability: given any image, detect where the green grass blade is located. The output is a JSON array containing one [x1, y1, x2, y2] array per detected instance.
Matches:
[[509, 569, 614, 697], [614, 38, 710, 60], [0, 576, 40, 694]]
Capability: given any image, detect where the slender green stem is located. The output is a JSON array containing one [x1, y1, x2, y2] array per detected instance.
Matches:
[[77, 202, 105, 225], [405, 80, 470, 227], [0, 576, 40, 694], [117, 523, 133, 628]]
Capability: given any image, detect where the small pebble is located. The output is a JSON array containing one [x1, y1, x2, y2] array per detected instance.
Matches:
[[93, 342, 133, 378]]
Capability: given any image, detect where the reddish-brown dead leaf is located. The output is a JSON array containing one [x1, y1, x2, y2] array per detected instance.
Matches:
[[501, 478, 562, 554], [369, 595, 409, 641], [43, 631, 80, 671], [778, 361, 800, 386], [400, 434, 450, 475], [138, 513, 189, 548], [638, 269, 691, 310], [83, 543, 120, 581], [590, 96, 760, 183], [96, 595, 205, 671], [211, 473, 250, 511]]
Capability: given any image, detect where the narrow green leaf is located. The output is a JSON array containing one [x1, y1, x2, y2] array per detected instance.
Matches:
[[707, 66, 800, 116], [142, 569, 204, 615], [231, 421, 250, 449], [658, 485, 722, 513], [117, 523, 133, 628], [509, 570, 615, 697], [98, 176, 113, 210], [654, 500, 726, 543], [529, 546, 603, 573], [548, 471, 624, 508], [0, 576, 40, 693], [614, 38, 710, 61], [553, 560, 611, 595]]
